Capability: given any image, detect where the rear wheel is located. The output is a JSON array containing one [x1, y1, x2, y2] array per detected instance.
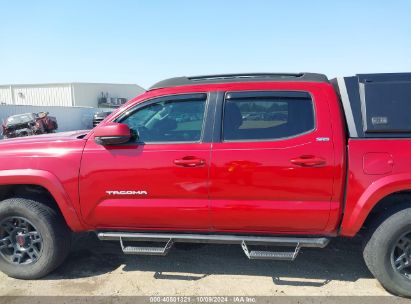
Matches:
[[363, 206, 411, 298], [391, 231, 411, 281], [0, 198, 71, 279]]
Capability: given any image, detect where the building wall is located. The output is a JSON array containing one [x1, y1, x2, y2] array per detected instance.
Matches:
[[0, 84, 73, 106], [0, 83, 145, 107], [72, 83, 145, 107], [13, 84, 73, 106], [0, 87, 12, 105]]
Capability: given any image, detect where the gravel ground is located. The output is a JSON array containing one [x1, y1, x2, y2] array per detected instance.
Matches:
[[0, 232, 391, 297]]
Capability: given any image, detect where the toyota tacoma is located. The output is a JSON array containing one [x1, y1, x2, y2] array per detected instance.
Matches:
[[0, 73, 411, 297]]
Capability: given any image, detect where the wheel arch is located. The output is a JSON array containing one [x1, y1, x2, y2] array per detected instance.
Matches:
[[341, 173, 411, 236], [0, 169, 86, 231]]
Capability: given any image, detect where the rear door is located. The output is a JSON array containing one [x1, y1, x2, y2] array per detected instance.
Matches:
[[210, 88, 336, 233], [80, 93, 213, 230]]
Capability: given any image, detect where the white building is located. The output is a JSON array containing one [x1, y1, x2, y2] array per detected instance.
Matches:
[[0, 82, 145, 108]]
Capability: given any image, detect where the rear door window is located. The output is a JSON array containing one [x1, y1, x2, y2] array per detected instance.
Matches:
[[222, 91, 314, 141]]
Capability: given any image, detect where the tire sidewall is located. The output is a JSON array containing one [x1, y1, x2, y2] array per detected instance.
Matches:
[[0, 199, 60, 279], [367, 208, 411, 297]]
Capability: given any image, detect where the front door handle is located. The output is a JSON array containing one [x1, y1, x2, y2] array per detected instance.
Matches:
[[290, 155, 326, 167], [174, 156, 205, 167]]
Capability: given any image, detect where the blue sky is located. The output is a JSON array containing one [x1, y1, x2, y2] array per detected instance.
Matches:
[[1, 0, 410, 89]]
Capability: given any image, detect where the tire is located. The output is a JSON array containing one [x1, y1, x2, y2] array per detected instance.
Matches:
[[363, 205, 411, 298], [0, 198, 71, 279]]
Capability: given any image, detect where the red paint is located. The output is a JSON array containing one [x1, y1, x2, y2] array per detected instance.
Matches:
[[363, 152, 393, 175], [0, 132, 89, 231], [0, 80, 409, 238], [79, 141, 211, 229], [94, 122, 131, 138], [208, 83, 344, 234], [341, 139, 411, 236]]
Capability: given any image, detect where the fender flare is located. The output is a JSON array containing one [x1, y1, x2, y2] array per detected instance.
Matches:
[[0, 169, 86, 231], [341, 173, 411, 236]]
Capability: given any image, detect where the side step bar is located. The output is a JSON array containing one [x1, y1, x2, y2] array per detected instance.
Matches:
[[98, 232, 329, 247], [241, 241, 300, 261], [98, 232, 329, 260], [120, 237, 173, 255]]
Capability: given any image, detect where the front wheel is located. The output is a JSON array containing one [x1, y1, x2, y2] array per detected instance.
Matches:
[[363, 206, 411, 298], [0, 198, 71, 279]]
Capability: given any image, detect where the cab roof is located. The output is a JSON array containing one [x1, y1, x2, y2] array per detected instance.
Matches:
[[149, 73, 329, 90]]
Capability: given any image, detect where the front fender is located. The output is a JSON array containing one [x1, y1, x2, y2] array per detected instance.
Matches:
[[0, 169, 86, 231], [340, 173, 411, 236]]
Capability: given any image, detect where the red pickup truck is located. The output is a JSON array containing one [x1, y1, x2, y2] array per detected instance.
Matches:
[[0, 73, 411, 297]]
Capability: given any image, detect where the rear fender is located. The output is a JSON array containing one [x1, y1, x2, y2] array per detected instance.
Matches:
[[340, 173, 411, 236]]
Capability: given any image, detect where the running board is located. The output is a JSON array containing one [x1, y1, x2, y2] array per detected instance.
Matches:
[[241, 241, 300, 261], [98, 232, 329, 259], [120, 237, 173, 256]]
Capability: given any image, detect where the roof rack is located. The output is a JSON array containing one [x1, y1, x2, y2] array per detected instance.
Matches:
[[149, 73, 329, 90]]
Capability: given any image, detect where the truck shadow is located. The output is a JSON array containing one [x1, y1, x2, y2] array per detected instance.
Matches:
[[47, 232, 373, 287]]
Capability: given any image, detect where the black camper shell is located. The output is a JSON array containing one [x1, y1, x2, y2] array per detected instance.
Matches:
[[332, 73, 411, 138]]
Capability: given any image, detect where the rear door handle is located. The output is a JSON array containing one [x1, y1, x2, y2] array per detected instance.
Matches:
[[174, 156, 205, 167], [290, 155, 326, 167]]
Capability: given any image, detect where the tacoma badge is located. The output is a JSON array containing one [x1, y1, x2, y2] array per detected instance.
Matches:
[[106, 190, 148, 195]]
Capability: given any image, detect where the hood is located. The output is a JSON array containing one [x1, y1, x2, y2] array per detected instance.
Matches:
[[0, 130, 90, 175], [0, 130, 90, 169], [0, 130, 90, 146]]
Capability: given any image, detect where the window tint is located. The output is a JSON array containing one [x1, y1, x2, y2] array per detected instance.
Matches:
[[120, 95, 206, 143], [223, 93, 314, 141]]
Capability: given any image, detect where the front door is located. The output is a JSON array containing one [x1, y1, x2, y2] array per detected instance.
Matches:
[[80, 93, 211, 230], [210, 90, 336, 233]]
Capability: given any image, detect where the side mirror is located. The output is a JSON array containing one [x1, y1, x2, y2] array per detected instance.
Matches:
[[94, 123, 131, 145]]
